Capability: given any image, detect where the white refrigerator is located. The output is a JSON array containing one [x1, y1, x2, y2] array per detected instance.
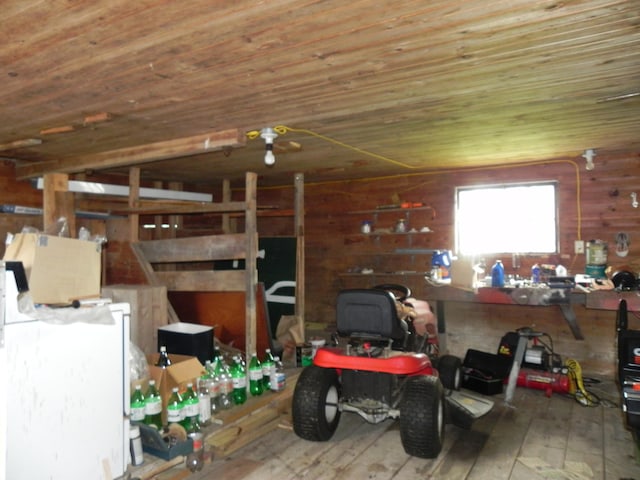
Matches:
[[0, 262, 131, 480]]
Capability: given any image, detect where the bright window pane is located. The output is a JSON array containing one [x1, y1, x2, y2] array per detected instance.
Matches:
[[456, 182, 557, 255]]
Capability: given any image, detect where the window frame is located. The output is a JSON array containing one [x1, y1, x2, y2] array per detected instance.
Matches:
[[454, 180, 560, 256]]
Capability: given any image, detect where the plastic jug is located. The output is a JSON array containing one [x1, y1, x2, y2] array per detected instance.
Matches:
[[491, 260, 505, 287], [431, 251, 452, 281]]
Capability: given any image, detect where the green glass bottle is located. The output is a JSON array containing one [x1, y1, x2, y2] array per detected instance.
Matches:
[[262, 348, 275, 391], [130, 384, 146, 423], [249, 352, 263, 396], [143, 379, 163, 429], [181, 383, 200, 433], [166, 387, 183, 425]]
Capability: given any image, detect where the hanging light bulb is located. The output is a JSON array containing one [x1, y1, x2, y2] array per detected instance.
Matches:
[[260, 127, 278, 166], [264, 143, 275, 166]]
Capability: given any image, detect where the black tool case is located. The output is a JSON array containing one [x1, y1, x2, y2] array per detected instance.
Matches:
[[617, 299, 640, 431], [461, 348, 513, 395]]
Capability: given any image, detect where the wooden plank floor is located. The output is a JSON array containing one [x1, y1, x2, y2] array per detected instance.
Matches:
[[184, 376, 640, 480]]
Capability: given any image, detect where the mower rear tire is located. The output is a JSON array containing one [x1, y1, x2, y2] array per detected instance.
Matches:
[[437, 355, 462, 391], [292, 365, 341, 442], [399, 375, 445, 459]]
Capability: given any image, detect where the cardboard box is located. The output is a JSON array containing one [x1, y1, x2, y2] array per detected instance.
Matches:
[[158, 322, 214, 365], [3, 233, 101, 304], [147, 353, 205, 424]]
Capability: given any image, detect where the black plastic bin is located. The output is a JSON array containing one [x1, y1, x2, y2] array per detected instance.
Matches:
[[461, 348, 513, 395]]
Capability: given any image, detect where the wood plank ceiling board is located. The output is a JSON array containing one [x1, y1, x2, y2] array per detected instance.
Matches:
[[0, 0, 638, 187]]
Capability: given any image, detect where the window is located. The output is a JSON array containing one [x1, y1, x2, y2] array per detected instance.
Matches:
[[455, 182, 558, 255]]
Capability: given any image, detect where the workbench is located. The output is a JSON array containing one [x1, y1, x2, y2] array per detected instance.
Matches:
[[423, 285, 640, 341]]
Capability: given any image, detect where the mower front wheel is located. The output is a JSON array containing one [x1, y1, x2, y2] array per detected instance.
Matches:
[[437, 354, 462, 391], [400, 375, 445, 459], [292, 365, 341, 441]]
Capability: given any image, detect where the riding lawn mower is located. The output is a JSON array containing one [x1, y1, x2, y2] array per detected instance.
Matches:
[[291, 284, 493, 459]]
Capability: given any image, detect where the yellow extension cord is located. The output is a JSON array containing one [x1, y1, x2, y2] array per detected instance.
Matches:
[[565, 358, 599, 406]]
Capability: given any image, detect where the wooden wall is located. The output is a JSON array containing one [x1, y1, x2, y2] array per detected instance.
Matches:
[[1, 151, 639, 377], [0, 161, 45, 253], [256, 151, 640, 377]]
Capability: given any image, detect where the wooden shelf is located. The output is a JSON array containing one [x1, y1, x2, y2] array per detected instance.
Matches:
[[339, 272, 429, 277], [347, 206, 435, 215], [346, 231, 432, 237]]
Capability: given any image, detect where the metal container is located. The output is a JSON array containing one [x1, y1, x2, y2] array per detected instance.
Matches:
[[585, 264, 606, 279], [586, 240, 607, 265]]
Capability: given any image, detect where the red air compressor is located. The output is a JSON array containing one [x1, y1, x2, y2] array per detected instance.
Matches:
[[498, 328, 571, 397]]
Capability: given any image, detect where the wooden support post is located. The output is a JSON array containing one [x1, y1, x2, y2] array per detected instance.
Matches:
[[245, 173, 258, 356], [167, 181, 182, 239], [294, 173, 305, 342], [222, 179, 231, 234], [129, 167, 140, 242], [42, 173, 76, 237], [152, 180, 164, 240]]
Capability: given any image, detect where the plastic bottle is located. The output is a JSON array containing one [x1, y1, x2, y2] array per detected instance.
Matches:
[[185, 432, 204, 472], [248, 352, 263, 396], [262, 348, 275, 391], [197, 381, 211, 426], [207, 359, 220, 414], [213, 358, 226, 410], [166, 387, 184, 425], [130, 384, 146, 423], [129, 424, 144, 466], [231, 357, 247, 405], [181, 383, 200, 433], [491, 260, 505, 287], [270, 356, 286, 392], [217, 359, 233, 410], [200, 361, 214, 412], [155, 345, 172, 368], [531, 263, 541, 284], [143, 380, 163, 430]]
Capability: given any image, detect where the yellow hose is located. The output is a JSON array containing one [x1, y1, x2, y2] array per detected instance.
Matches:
[[565, 358, 598, 406]]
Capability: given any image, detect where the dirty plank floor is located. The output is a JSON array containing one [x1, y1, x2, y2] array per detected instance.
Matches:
[[188, 377, 640, 480]]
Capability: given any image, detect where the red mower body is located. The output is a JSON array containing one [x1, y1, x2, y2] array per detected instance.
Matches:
[[314, 346, 437, 377]]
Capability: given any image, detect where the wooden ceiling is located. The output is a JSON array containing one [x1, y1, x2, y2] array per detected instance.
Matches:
[[2, 0, 639, 188]]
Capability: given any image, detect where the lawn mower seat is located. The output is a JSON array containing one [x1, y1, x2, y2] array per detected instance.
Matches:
[[336, 289, 408, 347]]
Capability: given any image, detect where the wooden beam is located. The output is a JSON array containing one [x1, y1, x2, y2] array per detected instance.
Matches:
[[83, 112, 112, 125], [0, 138, 42, 151], [15, 128, 246, 179], [136, 234, 247, 263], [129, 243, 181, 323], [245, 172, 258, 356], [294, 173, 305, 342], [42, 173, 75, 236], [40, 125, 75, 135], [222, 179, 231, 234], [167, 181, 183, 240], [113, 200, 247, 216], [129, 167, 140, 242], [155, 270, 245, 292]]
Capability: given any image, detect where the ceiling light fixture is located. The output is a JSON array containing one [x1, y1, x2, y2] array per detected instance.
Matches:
[[260, 127, 278, 166], [582, 149, 596, 171]]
